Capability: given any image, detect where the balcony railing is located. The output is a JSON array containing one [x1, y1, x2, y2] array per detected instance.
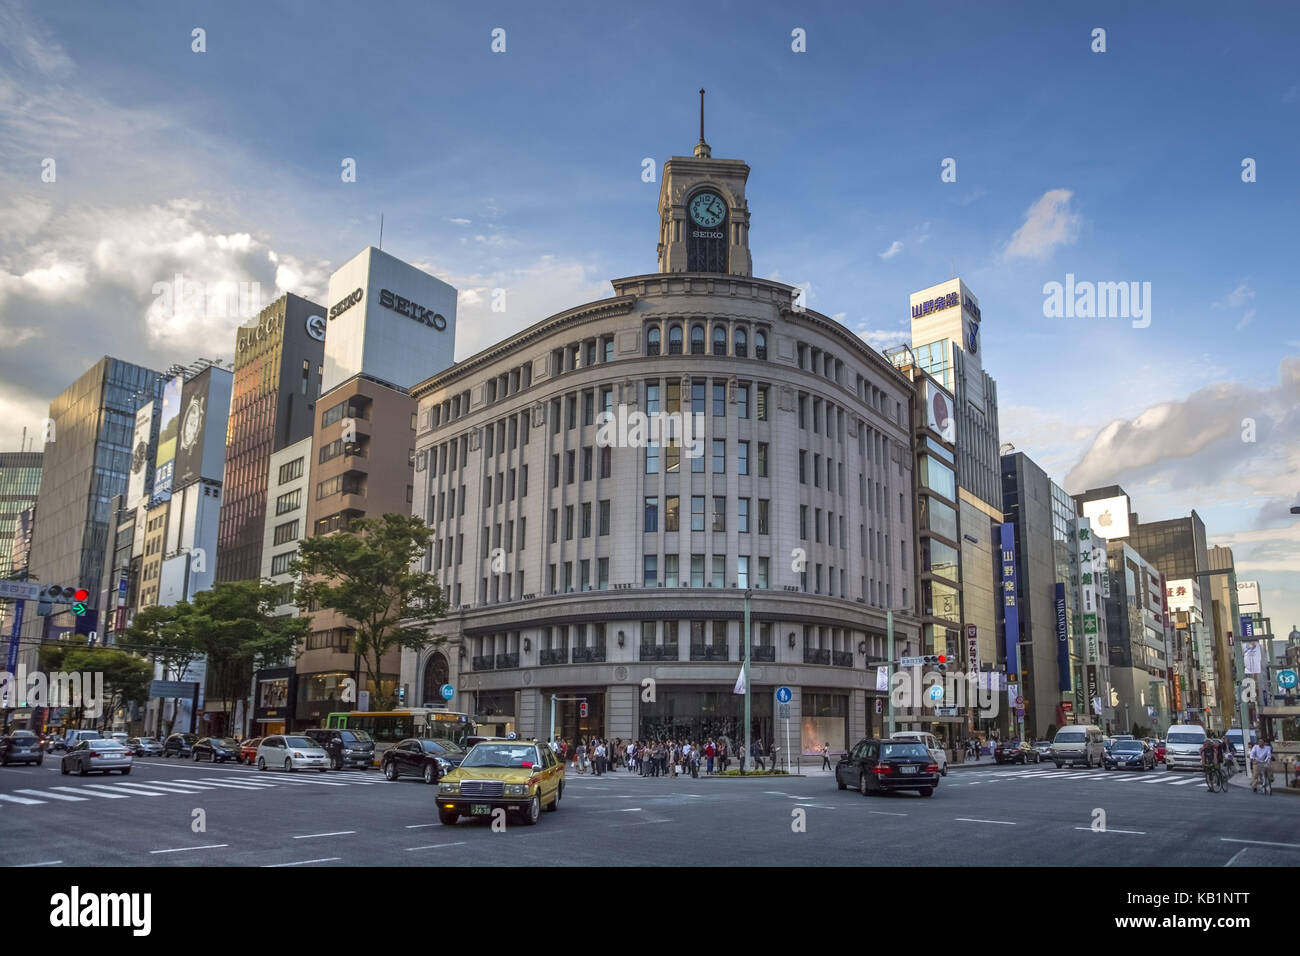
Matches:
[[471, 655, 495, 671], [539, 647, 569, 666], [495, 652, 519, 670], [572, 646, 607, 664], [751, 645, 776, 663], [803, 647, 831, 666], [640, 644, 679, 662], [690, 645, 731, 662], [832, 650, 854, 668]]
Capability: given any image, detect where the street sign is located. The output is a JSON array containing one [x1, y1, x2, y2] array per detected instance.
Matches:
[[0, 580, 41, 602], [440, 683, 455, 701], [935, 706, 958, 716], [1016, 696, 1024, 706], [778, 702, 790, 719], [775, 686, 792, 703], [1278, 670, 1298, 690], [1016, 707, 1025, 718], [900, 656, 925, 667]]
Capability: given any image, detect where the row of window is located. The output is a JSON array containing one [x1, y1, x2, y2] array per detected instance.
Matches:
[[277, 457, 304, 485], [643, 496, 769, 534], [641, 554, 771, 589], [645, 322, 767, 359]]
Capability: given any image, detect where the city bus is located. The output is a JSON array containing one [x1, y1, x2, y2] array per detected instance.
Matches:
[[325, 708, 480, 763]]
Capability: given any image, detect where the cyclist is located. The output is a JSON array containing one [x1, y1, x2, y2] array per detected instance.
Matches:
[[1221, 735, 1237, 777], [1200, 737, 1223, 789], [1249, 738, 1274, 792]]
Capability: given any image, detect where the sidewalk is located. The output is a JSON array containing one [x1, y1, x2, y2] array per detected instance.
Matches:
[[1227, 761, 1299, 796]]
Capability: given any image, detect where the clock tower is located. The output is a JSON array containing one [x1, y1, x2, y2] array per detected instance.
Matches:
[[656, 90, 752, 277]]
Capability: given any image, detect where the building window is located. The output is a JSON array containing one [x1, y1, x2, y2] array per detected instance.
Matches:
[[758, 499, 770, 535], [755, 331, 767, 359], [737, 555, 750, 588], [711, 555, 725, 588], [598, 557, 609, 589], [275, 489, 301, 515], [644, 497, 659, 532], [664, 495, 680, 532], [646, 444, 660, 474], [734, 328, 748, 357], [278, 458, 304, 484], [738, 498, 750, 533], [270, 551, 295, 576], [691, 324, 706, 355], [736, 385, 749, 419], [668, 325, 683, 355], [757, 385, 769, 421], [712, 326, 727, 356], [691, 496, 705, 532], [737, 441, 749, 475], [758, 442, 769, 477], [273, 520, 299, 546], [643, 555, 658, 587], [712, 496, 726, 532], [565, 505, 574, 541], [713, 381, 726, 416], [647, 326, 661, 355], [665, 554, 680, 587], [757, 556, 770, 588], [691, 554, 705, 587], [599, 499, 611, 535], [713, 439, 726, 473]]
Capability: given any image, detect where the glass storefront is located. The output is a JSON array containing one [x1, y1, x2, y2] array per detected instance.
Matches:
[[920, 497, 958, 541], [638, 687, 773, 749], [800, 692, 848, 754]]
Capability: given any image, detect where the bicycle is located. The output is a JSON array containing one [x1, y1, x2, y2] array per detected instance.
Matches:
[[1253, 765, 1273, 796], [1203, 763, 1228, 792]]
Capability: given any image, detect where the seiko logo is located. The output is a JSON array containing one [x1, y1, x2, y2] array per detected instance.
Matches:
[[379, 288, 446, 330], [691, 230, 724, 240], [328, 288, 364, 320]]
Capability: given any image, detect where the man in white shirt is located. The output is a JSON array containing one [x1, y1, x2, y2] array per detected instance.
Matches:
[[594, 740, 607, 776], [1249, 739, 1273, 790]]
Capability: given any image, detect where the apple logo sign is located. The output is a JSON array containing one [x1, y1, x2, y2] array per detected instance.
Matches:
[[1098, 510, 1113, 527]]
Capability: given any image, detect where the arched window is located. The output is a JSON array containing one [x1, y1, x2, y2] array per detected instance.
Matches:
[[734, 328, 748, 358], [647, 326, 661, 356], [755, 330, 767, 360], [668, 324, 683, 355], [690, 324, 706, 355], [712, 326, 727, 356], [421, 651, 450, 707]]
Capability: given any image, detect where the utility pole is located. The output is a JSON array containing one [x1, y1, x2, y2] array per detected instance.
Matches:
[[743, 588, 752, 774], [886, 608, 896, 737]]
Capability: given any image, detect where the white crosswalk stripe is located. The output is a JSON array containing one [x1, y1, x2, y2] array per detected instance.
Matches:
[[0, 793, 45, 805], [966, 768, 1211, 788], [82, 784, 167, 797], [15, 789, 86, 801], [51, 785, 129, 799]]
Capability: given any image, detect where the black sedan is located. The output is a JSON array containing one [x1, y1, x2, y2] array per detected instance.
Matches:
[[161, 733, 198, 758], [383, 737, 466, 784], [0, 731, 44, 766], [835, 738, 938, 797], [1104, 739, 1156, 771], [192, 736, 241, 763], [994, 740, 1040, 764]]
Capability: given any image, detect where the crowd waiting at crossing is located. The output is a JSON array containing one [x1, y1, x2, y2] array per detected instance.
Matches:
[[547, 737, 778, 775]]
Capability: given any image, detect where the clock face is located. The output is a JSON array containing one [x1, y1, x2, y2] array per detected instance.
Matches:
[[132, 441, 148, 474], [181, 398, 204, 450], [689, 192, 726, 227]]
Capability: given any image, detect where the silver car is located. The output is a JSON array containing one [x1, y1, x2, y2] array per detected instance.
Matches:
[[127, 736, 165, 757], [255, 735, 330, 772], [60, 739, 134, 776]]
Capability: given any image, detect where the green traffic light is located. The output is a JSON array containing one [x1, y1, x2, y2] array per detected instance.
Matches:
[[72, 602, 87, 616]]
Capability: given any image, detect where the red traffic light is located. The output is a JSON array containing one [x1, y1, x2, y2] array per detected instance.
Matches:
[[73, 588, 89, 603], [937, 655, 946, 663], [579, 702, 589, 718]]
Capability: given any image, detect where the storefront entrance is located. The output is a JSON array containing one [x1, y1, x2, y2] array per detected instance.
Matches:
[[638, 687, 773, 749], [551, 690, 605, 745]]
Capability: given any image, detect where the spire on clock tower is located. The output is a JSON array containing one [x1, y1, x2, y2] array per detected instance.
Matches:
[[656, 91, 752, 276]]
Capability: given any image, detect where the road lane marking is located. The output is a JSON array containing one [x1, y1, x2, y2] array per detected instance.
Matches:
[[82, 784, 166, 797], [293, 831, 357, 839], [184, 779, 273, 791], [405, 823, 439, 828], [1221, 838, 1300, 850], [263, 858, 342, 867], [195, 777, 277, 787], [956, 817, 1017, 826], [1168, 776, 1203, 785], [52, 786, 128, 799], [404, 842, 467, 851], [0, 793, 45, 805], [18, 860, 62, 866], [103, 782, 207, 794], [14, 789, 86, 801], [1073, 827, 1146, 835], [617, 808, 644, 812], [868, 810, 907, 816], [149, 844, 229, 854], [1224, 848, 1249, 867]]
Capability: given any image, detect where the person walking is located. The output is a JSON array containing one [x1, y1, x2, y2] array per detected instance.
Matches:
[[820, 742, 831, 771], [705, 738, 716, 775], [576, 737, 588, 774], [751, 739, 765, 772]]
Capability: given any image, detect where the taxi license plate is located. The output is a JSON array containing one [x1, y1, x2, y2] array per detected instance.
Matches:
[[471, 804, 491, 815], [901, 765, 918, 774]]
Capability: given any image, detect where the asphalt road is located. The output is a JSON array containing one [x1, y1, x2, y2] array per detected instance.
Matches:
[[2, 756, 1297, 867]]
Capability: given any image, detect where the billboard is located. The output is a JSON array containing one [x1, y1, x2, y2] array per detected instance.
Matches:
[[922, 379, 954, 441], [152, 374, 184, 502], [1054, 582, 1071, 692], [1166, 578, 1201, 612], [126, 401, 155, 510], [999, 523, 1019, 676], [1081, 494, 1130, 540], [173, 367, 232, 489], [1236, 580, 1261, 615]]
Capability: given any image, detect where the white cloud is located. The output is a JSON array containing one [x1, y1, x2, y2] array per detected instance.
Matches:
[[1213, 283, 1255, 310], [1003, 189, 1080, 260], [1235, 308, 1256, 331], [446, 217, 471, 226], [855, 328, 910, 351], [879, 240, 903, 260]]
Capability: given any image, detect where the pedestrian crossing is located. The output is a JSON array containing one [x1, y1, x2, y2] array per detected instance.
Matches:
[[958, 768, 1212, 788], [0, 770, 391, 809]]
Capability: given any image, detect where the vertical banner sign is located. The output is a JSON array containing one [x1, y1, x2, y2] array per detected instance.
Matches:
[[966, 624, 979, 674], [1000, 523, 1019, 677], [4, 599, 25, 701], [1055, 582, 1071, 692], [1240, 616, 1255, 638]]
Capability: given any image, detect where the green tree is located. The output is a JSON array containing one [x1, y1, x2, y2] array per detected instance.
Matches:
[[121, 603, 203, 735], [185, 581, 309, 736], [293, 513, 448, 710], [62, 648, 153, 730]]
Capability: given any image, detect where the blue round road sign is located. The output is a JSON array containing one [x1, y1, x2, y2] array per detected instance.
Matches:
[[1278, 669, 1298, 690], [775, 686, 792, 704], [440, 683, 455, 700]]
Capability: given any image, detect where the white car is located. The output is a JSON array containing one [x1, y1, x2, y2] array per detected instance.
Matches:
[[60, 739, 134, 776], [890, 731, 948, 776], [256, 735, 330, 772]]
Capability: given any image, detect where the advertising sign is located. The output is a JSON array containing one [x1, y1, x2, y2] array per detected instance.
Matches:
[[1166, 578, 1201, 613], [1081, 494, 1130, 540], [923, 379, 954, 440], [126, 401, 154, 510], [1054, 581, 1071, 692], [966, 624, 979, 674], [1000, 523, 1019, 676], [1243, 641, 1262, 675], [152, 374, 184, 503], [174, 372, 210, 489]]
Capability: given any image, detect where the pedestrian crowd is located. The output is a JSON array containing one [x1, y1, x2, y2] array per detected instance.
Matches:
[[548, 736, 776, 775]]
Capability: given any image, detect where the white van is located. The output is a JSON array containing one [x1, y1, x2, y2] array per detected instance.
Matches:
[[1050, 725, 1105, 768], [891, 731, 948, 776], [1165, 724, 1208, 770], [1223, 729, 1256, 767]]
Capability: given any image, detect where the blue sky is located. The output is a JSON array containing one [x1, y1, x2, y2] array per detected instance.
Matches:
[[1, 0, 1297, 630]]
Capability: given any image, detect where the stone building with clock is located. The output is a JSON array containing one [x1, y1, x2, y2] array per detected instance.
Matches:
[[403, 132, 923, 756]]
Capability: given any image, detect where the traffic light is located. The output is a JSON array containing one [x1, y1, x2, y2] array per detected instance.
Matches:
[[72, 588, 89, 616], [923, 654, 947, 672], [397, 686, 406, 704], [37, 584, 83, 616], [579, 701, 589, 718]]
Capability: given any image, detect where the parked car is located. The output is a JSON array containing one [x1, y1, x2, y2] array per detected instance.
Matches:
[[437, 740, 565, 825], [836, 738, 939, 797], [161, 733, 199, 758], [890, 731, 948, 776], [256, 735, 330, 772], [1164, 724, 1208, 771], [995, 739, 1040, 764], [1050, 725, 1106, 768], [0, 731, 44, 766], [239, 737, 263, 765], [1154, 740, 1167, 763], [109, 732, 131, 748], [301, 728, 376, 770], [1104, 739, 1156, 771], [43, 734, 67, 752], [1031, 740, 1053, 761], [192, 737, 241, 763], [60, 739, 134, 776], [126, 737, 164, 757], [382, 737, 465, 783]]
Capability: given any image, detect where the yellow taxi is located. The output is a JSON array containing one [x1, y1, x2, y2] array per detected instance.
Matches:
[[436, 738, 564, 826]]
